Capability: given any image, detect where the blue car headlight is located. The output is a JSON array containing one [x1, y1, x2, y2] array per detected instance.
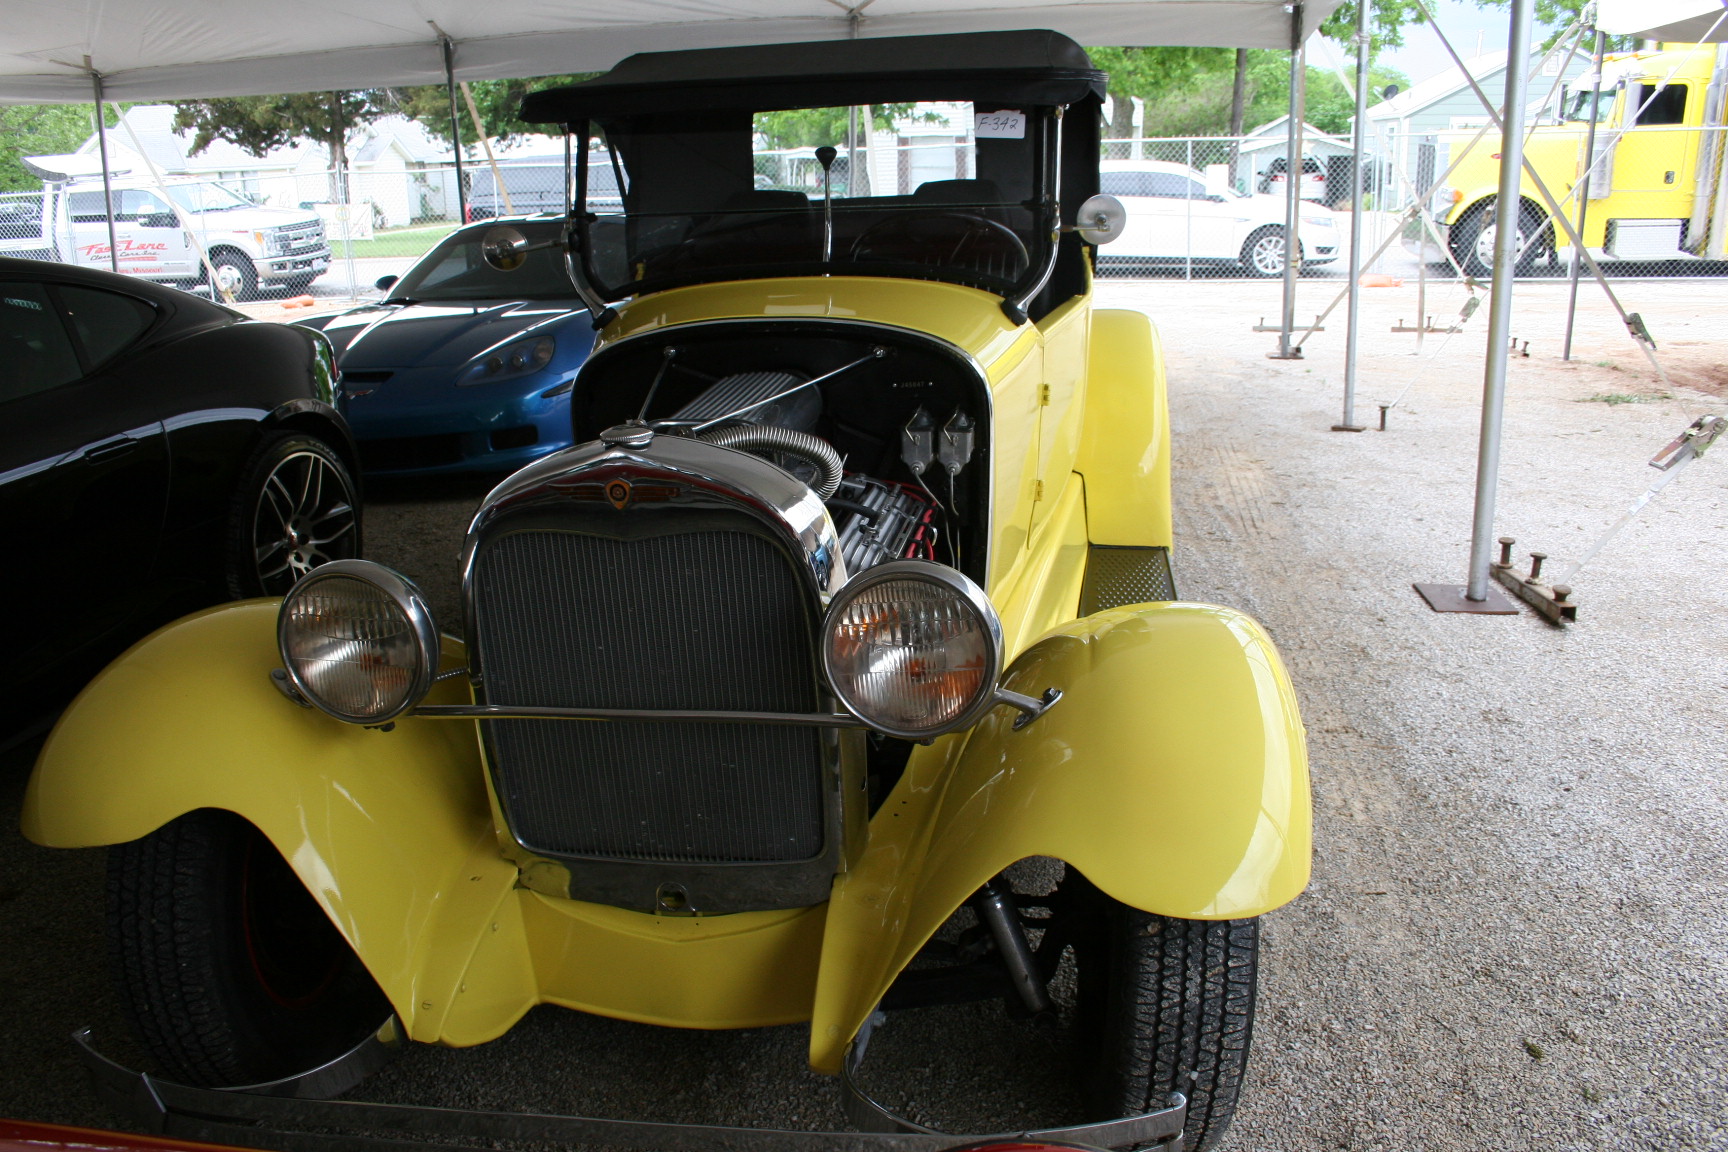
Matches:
[[460, 335, 555, 385]]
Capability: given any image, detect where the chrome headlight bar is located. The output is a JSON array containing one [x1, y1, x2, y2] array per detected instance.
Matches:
[[274, 559, 1057, 734]]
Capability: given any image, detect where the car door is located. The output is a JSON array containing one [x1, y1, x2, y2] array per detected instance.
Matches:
[[0, 278, 169, 708], [119, 189, 198, 279], [1170, 173, 1238, 258], [1100, 171, 1170, 258]]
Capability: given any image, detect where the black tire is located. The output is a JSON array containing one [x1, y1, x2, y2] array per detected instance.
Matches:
[[108, 809, 393, 1089], [1448, 197, 1547, 279], [1239, 227, 1297, 278], [205, 247, 258, 302], [1067, 871, 1259, 1152], [227, 431, 361, 599], [281, 273, 317, 295]]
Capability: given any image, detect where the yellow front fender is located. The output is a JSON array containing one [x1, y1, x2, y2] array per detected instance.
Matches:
[[21, 600, 506, 1043], [809, 601, 1310, 1072]]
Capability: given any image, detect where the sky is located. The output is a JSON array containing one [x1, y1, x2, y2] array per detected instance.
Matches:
[[1358, 0, 1515, 86]]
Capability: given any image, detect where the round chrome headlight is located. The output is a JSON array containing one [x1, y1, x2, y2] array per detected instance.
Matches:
[[277, 560, 439, 724], [821, 561, 1003, 740]]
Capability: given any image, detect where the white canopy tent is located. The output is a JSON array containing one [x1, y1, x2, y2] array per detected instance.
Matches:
[[1, 0, 1341, 103], [1596, 0, 1728, 41]]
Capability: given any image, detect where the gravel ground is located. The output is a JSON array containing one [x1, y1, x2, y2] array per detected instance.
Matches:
[[2, 272, 1724, 1149]]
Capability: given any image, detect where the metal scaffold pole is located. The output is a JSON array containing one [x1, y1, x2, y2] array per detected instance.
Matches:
[[1414, 0, 1533, 614], [1562, 29, 1607, 361], [1336, 0, 1372, 430], [89, 69, 119, 274], [1270, 3, 1307, 359], [1465, 0, 1535, 602]]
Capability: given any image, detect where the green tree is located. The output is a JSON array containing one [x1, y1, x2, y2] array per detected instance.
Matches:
[[1471, 0, 1640, 50], [172, 92, 392, 201], [392, 76, 597, 151], [0, 104, 119, 192], [1088, 47, 1237, 140]]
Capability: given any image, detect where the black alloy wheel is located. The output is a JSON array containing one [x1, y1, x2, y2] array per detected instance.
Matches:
[[228, 432, 360, 598], [108, 809, 395, 1090]]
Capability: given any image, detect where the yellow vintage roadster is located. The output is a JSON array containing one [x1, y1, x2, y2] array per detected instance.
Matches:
[[25, 30, 1309, 1152]]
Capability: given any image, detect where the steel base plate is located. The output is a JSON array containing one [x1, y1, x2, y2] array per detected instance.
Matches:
[[1413, 582, 1520, 614]]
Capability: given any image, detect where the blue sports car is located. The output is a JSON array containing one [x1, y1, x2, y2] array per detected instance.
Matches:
[[303, 218, 594, 476]]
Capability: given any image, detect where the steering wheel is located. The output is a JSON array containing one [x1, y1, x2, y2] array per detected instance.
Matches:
[[849, 211, 1030, 278]]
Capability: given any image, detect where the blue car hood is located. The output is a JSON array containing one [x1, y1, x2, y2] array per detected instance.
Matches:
[[310, 300, 586, 369]]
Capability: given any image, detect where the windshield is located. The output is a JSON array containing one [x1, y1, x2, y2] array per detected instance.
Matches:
[[575, 101, 1055, 302], [393, 221, 579, 302], [165, 183, 255, 214], [1566, 89, 1618, 123]]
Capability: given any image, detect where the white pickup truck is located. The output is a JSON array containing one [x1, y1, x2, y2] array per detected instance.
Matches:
[[0, 156, 331, 299]]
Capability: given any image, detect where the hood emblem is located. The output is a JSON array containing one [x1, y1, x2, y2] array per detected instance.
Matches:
[[605, 480, 632, 509]]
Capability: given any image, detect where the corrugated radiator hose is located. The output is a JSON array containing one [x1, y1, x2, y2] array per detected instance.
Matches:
[[694, 424, 844, 500]]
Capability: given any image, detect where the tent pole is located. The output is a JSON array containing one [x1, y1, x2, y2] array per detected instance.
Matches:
[[1271, 4, 1306, 359], [90, 70, 119, 274], [1336, 0, 1372, 430], [1562, 29, 1606, 361], [443, 37, 467, 224], [1465, 0, 1535, 602]]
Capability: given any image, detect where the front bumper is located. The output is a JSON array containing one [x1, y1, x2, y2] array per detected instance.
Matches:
[[75, 1026, 1188, 1152], [262, 250, 332, 282]]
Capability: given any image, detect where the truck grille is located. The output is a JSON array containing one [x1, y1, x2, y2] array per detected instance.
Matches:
[[471, 527, 825, 865], [276, 221, 327, 254]]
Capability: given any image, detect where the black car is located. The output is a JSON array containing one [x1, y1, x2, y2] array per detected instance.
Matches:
[[0, 257, 361, 732]]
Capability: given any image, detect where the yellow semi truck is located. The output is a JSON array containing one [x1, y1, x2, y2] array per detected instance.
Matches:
[[1418, 42, 1728, 276]]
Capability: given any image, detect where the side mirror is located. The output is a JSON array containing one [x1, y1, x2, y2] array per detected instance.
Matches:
[[375, 274, 399, 292], [140, 213, 177, 229], [1070, 194, 1127, 245], [481, 225, 532, 272]]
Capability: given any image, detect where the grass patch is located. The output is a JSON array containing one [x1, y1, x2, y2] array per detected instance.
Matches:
[[1579, 392, 1671, 405], [332, 222, 458, 261]]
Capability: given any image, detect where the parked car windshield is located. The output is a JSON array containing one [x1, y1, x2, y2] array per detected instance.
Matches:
[[576, 101, 1055, 301], [393, 221, 579, 301], [165, 183, 255, 214]]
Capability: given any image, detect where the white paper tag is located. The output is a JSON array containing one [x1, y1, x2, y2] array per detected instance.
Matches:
[[974, 110, 1026, 139]]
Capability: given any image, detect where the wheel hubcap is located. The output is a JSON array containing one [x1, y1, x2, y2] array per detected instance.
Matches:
[[253, 450, 356, 594]]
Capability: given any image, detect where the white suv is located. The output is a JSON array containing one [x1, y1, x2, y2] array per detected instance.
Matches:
[[1099, 159, 1341, 277]]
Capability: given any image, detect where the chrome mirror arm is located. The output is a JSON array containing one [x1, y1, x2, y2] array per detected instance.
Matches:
[[992, 686, 1063, 729]]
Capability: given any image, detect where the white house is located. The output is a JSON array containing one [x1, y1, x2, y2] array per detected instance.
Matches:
[[1365, 45, 1592, 207], [75, 105, 455, 227]]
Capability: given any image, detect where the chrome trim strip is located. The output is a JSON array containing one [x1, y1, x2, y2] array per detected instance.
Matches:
[[75, 1026, 1186, 1152], [412, 703, 863, 728]]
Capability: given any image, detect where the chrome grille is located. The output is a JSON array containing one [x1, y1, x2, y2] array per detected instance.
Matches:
[[471, 528, 825, 864]]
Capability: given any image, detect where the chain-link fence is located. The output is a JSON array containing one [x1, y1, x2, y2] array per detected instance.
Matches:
[[5, 121, 1726, 296], [1379, 123, 1728, 283]]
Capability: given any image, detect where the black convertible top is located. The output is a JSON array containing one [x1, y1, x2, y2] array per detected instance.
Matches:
[[519, 29, 1106, 123]]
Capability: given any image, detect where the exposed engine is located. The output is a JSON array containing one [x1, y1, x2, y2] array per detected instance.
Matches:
[[670, 368, 955, 576]]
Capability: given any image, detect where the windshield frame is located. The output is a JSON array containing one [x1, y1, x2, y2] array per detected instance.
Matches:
[[567, 104, 1064, 314]]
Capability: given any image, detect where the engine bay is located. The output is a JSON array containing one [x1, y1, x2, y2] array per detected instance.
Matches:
[[570, 324, 992, 585]]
